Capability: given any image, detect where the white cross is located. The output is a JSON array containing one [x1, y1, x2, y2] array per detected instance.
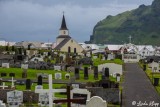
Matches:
[[8, 77, 16, 88], [0, 82, 8, 89], [35, 74, 66, 107], [129, 35, 132, 43]]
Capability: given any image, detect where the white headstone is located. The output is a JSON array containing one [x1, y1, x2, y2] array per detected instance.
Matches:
[[54, 66, 61, 71], [151, 61, 159, 72], [39, 93, 49, 106], [86, 96, 107, 107], [72, 84, 79, 89], [55, 73, 62, 79], [2, 63, 9, 68], [0, 100, 6, 107], [35, 74, 66, 107], [21, 64, 28, 69], [116, 76, 121, 82], [65, 73, 70, 79], [7, 90, 23, 107], [71, 88, 91, 106]]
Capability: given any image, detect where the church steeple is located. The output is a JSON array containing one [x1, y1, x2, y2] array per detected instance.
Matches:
[[60, 14, 68, 30]]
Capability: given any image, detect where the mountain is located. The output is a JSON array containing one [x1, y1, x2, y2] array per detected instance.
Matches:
[[90, 0, 160, 45]]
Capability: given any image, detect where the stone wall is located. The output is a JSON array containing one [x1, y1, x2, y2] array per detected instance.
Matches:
[[98, 63, 123, 75]]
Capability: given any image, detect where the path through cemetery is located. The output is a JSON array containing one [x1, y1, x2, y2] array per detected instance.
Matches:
[[122, 63, 160, 107]]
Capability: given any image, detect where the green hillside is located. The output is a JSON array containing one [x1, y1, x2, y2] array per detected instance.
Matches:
[[91, 0, 160, 45]]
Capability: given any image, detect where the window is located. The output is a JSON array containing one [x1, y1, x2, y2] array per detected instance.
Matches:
[[64, 31, 66, 34]]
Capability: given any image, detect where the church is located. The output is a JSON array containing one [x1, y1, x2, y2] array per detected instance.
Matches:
[[54, 14, 84, 54]]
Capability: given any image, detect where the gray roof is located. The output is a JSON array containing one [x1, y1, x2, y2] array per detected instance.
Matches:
[[54, 38, 71, 50], [14, 41, 42, 49], [57, 35, 71, 39]]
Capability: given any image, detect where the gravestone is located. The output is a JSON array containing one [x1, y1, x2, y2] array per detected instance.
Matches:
[[84, 67, 89, 80], [55, 73, 62, 79], [7, 90, 23, 107], [71, 88, 91, 105], [0, 100, 6, 107], [86, 96, 107, 107], [8, 77, 16, 88], [116, 74, 121, 82], [38, 75, 43, 85], [65, 73, 70, 79], [54, 65, 61, 71], [22, 69, 27, 78], [72, 84, 79, 89], [154, 78, 159, 86], [0, 82, 8, 89], [9, 73, 15, 77], [94, 66, 98, 79], [75, 68, 80, 80], [105, 67, 109, 78], [21, 64, 28, 69], [26, 79, 32, 90], [143, 64, 146, 71], [0, 78, 2, 85], [1, 73, 7, 77], [2, 63, 9, 68], [38, 93, 49, 106]]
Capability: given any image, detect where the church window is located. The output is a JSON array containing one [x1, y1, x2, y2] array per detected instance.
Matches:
[[64, 31, 66, 34]]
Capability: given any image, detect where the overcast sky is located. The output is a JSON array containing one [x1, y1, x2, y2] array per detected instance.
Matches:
[[0, 0, 153, 43]]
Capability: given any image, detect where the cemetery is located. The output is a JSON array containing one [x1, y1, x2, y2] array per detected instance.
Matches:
[[0, 47, 123, 107]]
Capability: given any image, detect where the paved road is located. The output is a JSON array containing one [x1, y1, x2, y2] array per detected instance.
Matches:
[[122, 63, 160, 107]]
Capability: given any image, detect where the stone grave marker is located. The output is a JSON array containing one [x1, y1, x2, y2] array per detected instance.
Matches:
[[151, 61, 159, 72], [65, 73, 70, 79], [55, 73, 62, 79], [94, 66, 98, 79], [8, 77, 16, 88], [26, 79, 32, 90], [0, 78, 2, 85], [7, 90, 23, 107], [1, 73, 7, 77], [75, 68, 80, 80], [9, 73, 15, 77], [105, 67, 109, 78], [38, 92, 49, 106], [54, 65, 61, 71], [35, 74, 66, 107], [71, 88, 91, 106], [84, 67, 89, 80], [0, 100, 6, 107], [22, 69, 27, 78], [0, 82, 8, 89], [72, 84, 79, 89], [86, 96, 107, 107], [2, 63, 9, 68], [21, 64, 28, 69], [154, 78, 159, 86], [38, 75, 43, 85], [116, 73, 121, 82]]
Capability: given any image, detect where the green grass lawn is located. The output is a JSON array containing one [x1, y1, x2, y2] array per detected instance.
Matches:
[[139, 63, 160, 95]]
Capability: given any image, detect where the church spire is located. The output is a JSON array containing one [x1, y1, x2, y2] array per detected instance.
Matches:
[[60, 13, 68, 30]]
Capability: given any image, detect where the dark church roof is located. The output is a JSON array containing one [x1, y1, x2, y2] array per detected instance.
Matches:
[[54, 38, 71, 50], [57, 35, 71, 39], [60, 15, 68, 30]]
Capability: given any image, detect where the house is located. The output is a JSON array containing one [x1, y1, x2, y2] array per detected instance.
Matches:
[[54, 14, 84, 54]]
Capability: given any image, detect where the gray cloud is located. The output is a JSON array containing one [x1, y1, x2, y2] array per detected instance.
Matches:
[[0, 0, 153, 42]]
